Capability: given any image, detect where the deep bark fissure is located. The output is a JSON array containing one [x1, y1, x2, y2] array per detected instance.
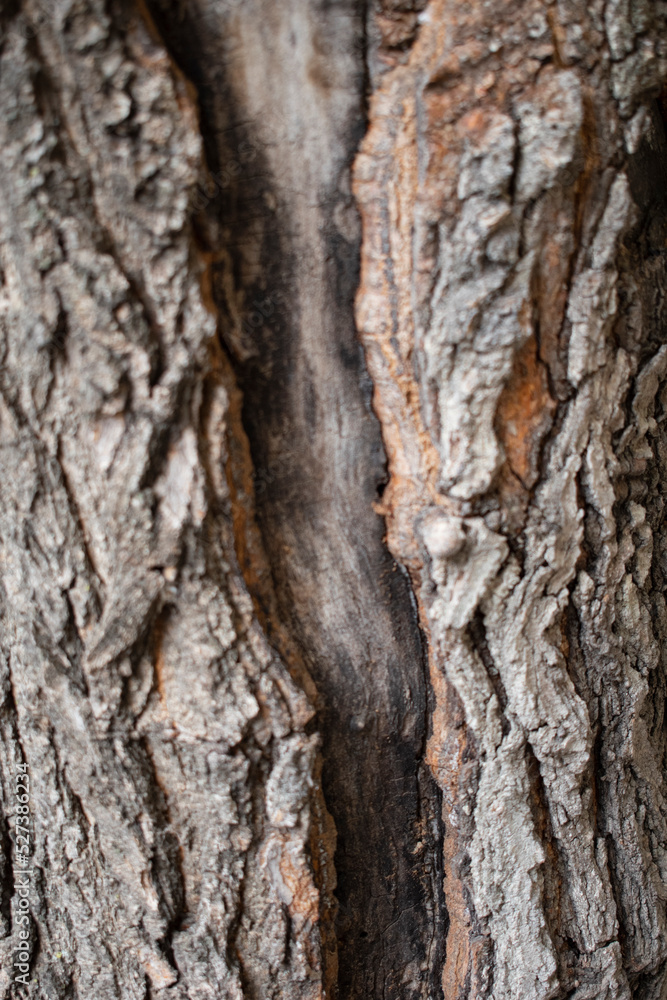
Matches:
[[2, 0, 667, 997], [140, 3, 448, 996]]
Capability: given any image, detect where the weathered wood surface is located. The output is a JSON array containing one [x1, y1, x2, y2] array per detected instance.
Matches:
[[1, 0, 667, 997], [143, 1, 447, 996]]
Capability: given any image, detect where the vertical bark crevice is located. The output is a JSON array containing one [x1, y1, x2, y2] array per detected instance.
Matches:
[[143, 2, 447, 997], [3, 1, 667, 998]]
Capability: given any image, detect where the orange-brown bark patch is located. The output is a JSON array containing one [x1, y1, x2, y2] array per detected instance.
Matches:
[[426, 663, 475, 1000], [495, 336, 556, 491]]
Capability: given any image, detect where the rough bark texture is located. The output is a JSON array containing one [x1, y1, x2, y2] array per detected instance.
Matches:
[[0, 3, 323, 997], [1, 0, 667, 998], [355, 2, 667, 998]]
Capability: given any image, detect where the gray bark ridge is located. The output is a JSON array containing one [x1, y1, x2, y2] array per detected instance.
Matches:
[[356, 1, 667, 998], [0, 1, 323, 997]]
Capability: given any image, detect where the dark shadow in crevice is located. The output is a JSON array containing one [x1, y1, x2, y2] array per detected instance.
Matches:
[[144, 3, 446, 996]]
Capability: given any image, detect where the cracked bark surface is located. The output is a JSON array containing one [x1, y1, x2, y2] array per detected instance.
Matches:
[[1, 0, 667, 998], [355, 1, 667, 998], [0, 2, 322, 997]]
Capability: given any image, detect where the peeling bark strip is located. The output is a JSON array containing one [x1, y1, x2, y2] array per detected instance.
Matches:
[[356, 2, 667, 999], [0, 2, 324, 997]]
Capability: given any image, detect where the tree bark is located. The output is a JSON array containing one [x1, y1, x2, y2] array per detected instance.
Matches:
[[1, 0, 666, 999], [355, 3, 667, 998], [0, 3, 323, 997]]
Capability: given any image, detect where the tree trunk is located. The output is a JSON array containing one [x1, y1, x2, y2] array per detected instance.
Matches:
[[0, 0, 666, 998]]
